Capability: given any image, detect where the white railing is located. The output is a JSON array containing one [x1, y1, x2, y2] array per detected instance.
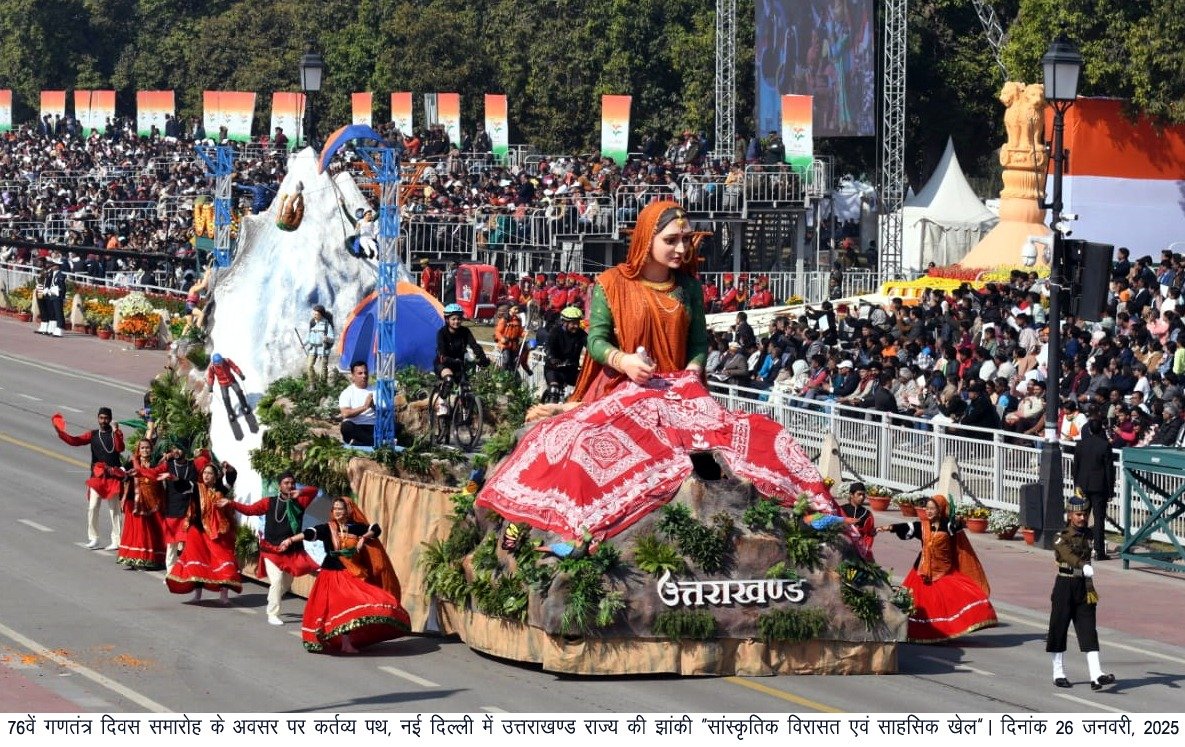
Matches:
[[706, 381, 1184, 544], [0, 260, 184, 298], [545, 196, 615, 239], [743, 165, 808, 211], [679, 174, 743, 217], [400, 214, 476, 263], [697, 270, 885, 307], [613, 184, 677, 237]]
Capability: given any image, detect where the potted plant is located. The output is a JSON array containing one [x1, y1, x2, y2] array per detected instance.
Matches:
[[958, 503, 991, 533], [988, 509, 1020, 540], [865, 484, 893, 512], [1021, 527, 1038, 545], [10, 284, 34, 322], [84, 298, 114, 336], [97, 324, 114, 340], [895, 492, 925, 518]]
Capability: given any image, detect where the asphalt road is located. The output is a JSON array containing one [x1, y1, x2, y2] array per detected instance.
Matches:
[[1, 348, 1182, 714]]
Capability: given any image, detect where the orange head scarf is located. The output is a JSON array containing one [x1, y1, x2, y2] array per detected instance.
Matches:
[[618, 200, 698, 279]]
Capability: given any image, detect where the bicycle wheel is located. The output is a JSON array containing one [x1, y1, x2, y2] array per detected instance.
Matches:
[[427, 388, 450, 445], [451, 390, 484, 451]]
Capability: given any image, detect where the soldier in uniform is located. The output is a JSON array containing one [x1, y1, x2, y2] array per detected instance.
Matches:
[[1046, 491, 1116, 691]]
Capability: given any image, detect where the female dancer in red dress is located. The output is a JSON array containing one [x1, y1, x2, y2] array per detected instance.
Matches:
[[878, 494, 998, 642], [116, 439, 167, 569], [276, 496, 410, 654], [165, 462, 242, 605]]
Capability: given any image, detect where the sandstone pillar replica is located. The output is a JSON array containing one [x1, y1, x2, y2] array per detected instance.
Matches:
[[960, 82, 1052, 268]]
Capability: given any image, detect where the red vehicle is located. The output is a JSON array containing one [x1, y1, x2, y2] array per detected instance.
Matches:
[[455, 263, 502, 321]]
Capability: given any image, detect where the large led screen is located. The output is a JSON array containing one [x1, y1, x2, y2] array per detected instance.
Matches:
[[755, 0, 876, 138]]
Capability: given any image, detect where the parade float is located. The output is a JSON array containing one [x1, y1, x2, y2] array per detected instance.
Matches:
[[135, 140, 913, 677]]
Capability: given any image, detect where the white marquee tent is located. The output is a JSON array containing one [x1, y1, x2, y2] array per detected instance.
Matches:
[[901, 138, 998, 274]]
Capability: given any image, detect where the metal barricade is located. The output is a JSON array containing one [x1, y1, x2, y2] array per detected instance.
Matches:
[[0, 221, 47, 241], [546, 195, 615, 239], [679, 174, 743, 218], [613, 184, 676, 238], [42, 213, 95, 243], [400, 214, 476, 264], [101, 201, 158, 230], [806, 157, 833, 199], [743, 165, 807, 212]]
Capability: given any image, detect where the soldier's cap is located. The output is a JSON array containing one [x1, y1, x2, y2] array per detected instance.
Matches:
[[1066, 491, 1089, 513]]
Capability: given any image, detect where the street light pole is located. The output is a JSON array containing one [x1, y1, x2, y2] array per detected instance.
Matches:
[[1037, 35, 1083, 548], [299, 50, 325, 149]]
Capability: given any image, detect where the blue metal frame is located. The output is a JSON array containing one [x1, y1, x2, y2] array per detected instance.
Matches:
[[194, 145, 235, 268], [355, 146, 402, 448]]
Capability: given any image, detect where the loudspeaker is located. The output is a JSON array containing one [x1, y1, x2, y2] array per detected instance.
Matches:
[[1064, 239, 1114, 322], [1020, 483, 1044, 530]]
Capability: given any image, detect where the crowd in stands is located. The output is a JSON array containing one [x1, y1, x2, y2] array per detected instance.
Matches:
[[703, 251, 1185, 449], [0, 117, 287, 289]]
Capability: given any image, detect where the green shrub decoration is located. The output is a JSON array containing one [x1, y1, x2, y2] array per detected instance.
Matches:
[[148, 367, 210, 451], [472, 530, 501, 572], [890, 585, 916, 616], [419, 539, 469, 604], [234, 524, 259, 568], [657, 504, 734, 573], [557, 543, 624, 634], [742, 495, 785, 532], [756, 607, 828, 642], [185, 345, 210, 370], [652, 610, 718, 641], [764, 561, 800, 581], [632, 534, 686, 576], [841, 584, 884, 629], [783, 529, 824, 572]]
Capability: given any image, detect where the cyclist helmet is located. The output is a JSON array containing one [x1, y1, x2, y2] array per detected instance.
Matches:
[[442, 304, 465, 318], [560, 306, 583, 321], [211, 353, 224, 364]]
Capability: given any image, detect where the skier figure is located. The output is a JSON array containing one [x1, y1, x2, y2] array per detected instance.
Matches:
[[207, 353, 250, 419]]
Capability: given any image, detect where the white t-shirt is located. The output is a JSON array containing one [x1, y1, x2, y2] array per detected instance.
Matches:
[[338, 384, 376, 425]]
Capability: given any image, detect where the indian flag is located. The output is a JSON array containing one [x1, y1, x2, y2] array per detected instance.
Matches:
[[270, 92, 305, 149], [781, 94, 813, 174], [484, 94, 508, 159], [136, 90, 175, 138], [1052, 98, 1185, 258], [438, 93, 461, 148], [203, 91, 257, 143], [352, 93, 372, 126], [40, 90, 66, 122], [390, 92, 412, 135], [600, 95, 631, 166], [0, 90, 11, 133], [74, 90, 115, 137]]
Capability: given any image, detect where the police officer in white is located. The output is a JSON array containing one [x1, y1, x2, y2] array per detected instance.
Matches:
[[338, 360, 376, 446]]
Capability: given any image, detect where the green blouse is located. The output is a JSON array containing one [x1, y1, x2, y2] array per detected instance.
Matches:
[[586, 272, 709, 369]]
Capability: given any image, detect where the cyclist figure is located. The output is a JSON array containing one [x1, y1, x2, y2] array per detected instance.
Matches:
[[542, 306, 587, 404], [435, 304, 490, 415]]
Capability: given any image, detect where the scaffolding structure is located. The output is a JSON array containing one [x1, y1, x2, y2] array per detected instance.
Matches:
[[355, 147, 402, 448], [714, 0, 737, 159], [971, 0, 1009, 80], [194, 145, 235, 268], [877, 0, 907, 279]]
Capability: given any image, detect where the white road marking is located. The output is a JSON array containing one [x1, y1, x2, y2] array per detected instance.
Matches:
[[289, 630, 302, 638], [58, 405, 84, 413], [0, 352, 143, 394], [481, 706, 508, 713], [0, 620, 169, 712], [18, 393, 41, 401], [17, 519, 53, 532], [918, 654, 995, 677], [1055, 693, 1127, 713], [998, 610, 1185, 666], [234, 608, 258, 617], [377, 665, 439, 688]]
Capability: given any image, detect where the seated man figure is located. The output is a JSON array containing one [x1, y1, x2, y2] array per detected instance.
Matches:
[[338, 360, 376, 446]]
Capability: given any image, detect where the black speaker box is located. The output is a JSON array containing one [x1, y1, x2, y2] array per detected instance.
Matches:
[[1064, 239, 1114, 322], [1020, 483, 1044, 530]]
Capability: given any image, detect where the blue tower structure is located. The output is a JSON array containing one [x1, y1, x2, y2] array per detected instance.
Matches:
[[194, 145, 235, 268], [355, 146, 402, 448]]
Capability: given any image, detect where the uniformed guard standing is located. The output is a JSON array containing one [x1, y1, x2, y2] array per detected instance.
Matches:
[[1046, 491, 1116, 691]]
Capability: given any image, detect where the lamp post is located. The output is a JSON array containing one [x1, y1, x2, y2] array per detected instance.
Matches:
[[1036, 35, 1083, 548], [299, 50, 325, 148]]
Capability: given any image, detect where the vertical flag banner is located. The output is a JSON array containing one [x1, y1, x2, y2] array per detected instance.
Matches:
[[270, 92, 306, 149], [0, 90, 12, 133], [600, 95, 631, 165], [484, 94, 508, 159], [74, 90, 116, 136], [351, 93, 372, 126], [40, 91, 67, 123], [781, 94, 814, 173], [203, 91, 257, 143], [136, 90, 175, 138], [390, 92, 413, 135], [438, 93, 461, 147]]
